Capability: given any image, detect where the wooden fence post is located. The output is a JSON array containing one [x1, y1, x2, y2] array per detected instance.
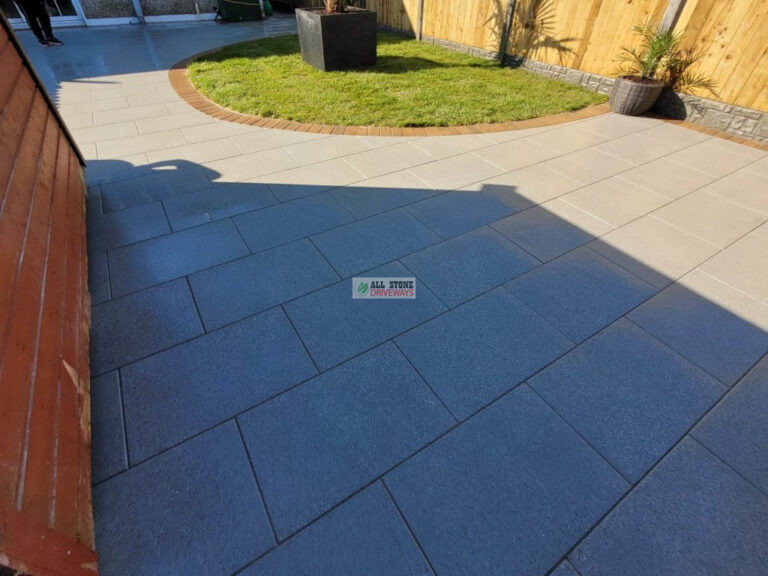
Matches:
[[416, 0, 425, 41], [497, 0, 516, 65], [659, 0, 687, 32]]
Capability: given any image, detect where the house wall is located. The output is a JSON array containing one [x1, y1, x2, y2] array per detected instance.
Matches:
[[0, 14, 96, 576]]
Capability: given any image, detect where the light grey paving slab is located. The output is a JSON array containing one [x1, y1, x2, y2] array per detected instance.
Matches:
[[90, 371, 127, 484], [630, 269, 768, 385], [108, 219, 249, 296], [528, 320, 723, 481], [702, 169, 768, 216], [284, 261, 445, 371], [616, 157, 716, 199], [189, 239, 339, 330], [92, 103, 170, 126], [330, 170, 438, 219], [471, 163, 583, 209], [571, 438, 768, 576], [241, 483, 433, 576], [594, 131, 685, 165], [385, 385, 627, 576], [121, 308, 317, 463], [71, 120, 138, 145], [492, 205, 598, 262], [506, 247, 657, 342], [639, 122, 711, 148], [204, 148, 300, 183], [87, 201, 170, 254], [265, 158, 365, 202], [561, 177, 670, 228], [466, 137, 561, 172], [693, 356, 768, 494], [234, 191, 354, 253], [408, 152, 503, 190], [539, 197, 616, 237], [163, 181, 277, 231], [99, 162, 213, 211], [90, 279, 203, 375], [529, 124, 607, 153], [96, 129, 188, 159], [411, 133, 492, 159], [181, 120, 256, 143], [402, 227, 538, 308], [146, 137, 243, 164], [544, 148, 635, 185], [344, 142, 436, 178], [93, 422, 274, 576], [652, 190, 765, 248], [311, 209, 439, 278], [238, 343, 453, 538], [396, 288, 573, 419], [576, 113, 661, 139], [284, 135, 373, 164], [699, 234, 768, 306], [134, 111, 215, 134], [230, 128, 323, 154], [667, 138, 764, 177], [589, 216, 719, 288]]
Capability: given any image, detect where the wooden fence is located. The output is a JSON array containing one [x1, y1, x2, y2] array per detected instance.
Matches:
[[0, 12, 96, 576], [364, 0, 768, 112]]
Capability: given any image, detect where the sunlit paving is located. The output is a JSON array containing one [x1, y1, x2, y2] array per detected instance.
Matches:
[[1, 2, 767, 575]]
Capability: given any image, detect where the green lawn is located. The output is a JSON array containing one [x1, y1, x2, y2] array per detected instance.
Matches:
[[188, 33, 606, 127]]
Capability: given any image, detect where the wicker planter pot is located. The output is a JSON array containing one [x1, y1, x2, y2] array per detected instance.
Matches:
[[609, 76, 665, 116]]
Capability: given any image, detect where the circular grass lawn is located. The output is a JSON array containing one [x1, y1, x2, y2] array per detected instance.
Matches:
[[187, 33, 606, 127]]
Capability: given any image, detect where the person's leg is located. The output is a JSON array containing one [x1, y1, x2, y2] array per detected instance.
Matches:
[[15, 0, 47, 44], [34, 0, 55, 40]]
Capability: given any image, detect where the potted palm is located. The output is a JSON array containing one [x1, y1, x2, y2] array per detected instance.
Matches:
[[296, 0, 377, 72], [610, 23, 682, 116]]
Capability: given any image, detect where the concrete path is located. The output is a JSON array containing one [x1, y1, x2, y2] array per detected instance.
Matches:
[[19, 17, 768, 576]]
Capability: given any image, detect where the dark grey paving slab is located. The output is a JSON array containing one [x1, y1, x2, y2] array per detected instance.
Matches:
[[529, 320, 724, 482], [331, 176, 438, 219], [88, 251, 110, 305], [108, 219, 249, 296], [189, 239, 339, 330], [630, 281, 768, 386], [406, 189, 519, 239], [385, 385, 627, 576], [396, 288, 572, 419], [90, 279, 203, 375], [284, 261, 445, 371], [492, 205, 597, 262], [93, 422, 274, 576], [402, 227, 538, 308], [87, 201, 170, 254], [90, 371, 127, 484], [100, 162, 213, 212], [234, 192, 354, 253], [311, 209, 439, 278], [571, 438, 768, 576], [163, 182, 278, 231], [240, 483, 432, 576], [238, 343, 453, 539], [551, 561, 579, 576], [121, 308, 317, 464], [692, 356, 768, 494], [506, 247, 657, 342]]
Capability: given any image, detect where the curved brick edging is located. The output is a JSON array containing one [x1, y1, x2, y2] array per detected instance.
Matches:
[[168, 53, 611, 136]]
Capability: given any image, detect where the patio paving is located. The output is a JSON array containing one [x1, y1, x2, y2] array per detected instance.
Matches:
[[18, 17, 768, 576]]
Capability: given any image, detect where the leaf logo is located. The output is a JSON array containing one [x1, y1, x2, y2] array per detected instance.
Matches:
[[357, 282, 369, 295]]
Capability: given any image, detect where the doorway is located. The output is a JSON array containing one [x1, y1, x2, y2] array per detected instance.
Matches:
[[1, 0, 86, 28]]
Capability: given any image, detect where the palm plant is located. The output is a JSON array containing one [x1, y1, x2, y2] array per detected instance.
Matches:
[[323, 0, 345, 12], [616, 22, 716, 95]]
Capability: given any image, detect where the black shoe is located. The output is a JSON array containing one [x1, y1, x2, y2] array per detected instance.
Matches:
[[46, 37, 64, 46], [38, 39, 51, 46]]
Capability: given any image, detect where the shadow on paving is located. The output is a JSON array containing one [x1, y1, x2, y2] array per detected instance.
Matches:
[[84, 154, 768, 576]]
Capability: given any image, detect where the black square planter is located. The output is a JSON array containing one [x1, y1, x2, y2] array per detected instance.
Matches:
[[296, 7, 377, 72]]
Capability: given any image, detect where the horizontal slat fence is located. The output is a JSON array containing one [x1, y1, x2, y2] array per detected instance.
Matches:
[[364, 0, 768, 112]]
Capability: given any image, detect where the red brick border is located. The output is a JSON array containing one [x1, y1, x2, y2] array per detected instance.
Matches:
[[169, 51, 768, 151], [168, 52, 611, 136]]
